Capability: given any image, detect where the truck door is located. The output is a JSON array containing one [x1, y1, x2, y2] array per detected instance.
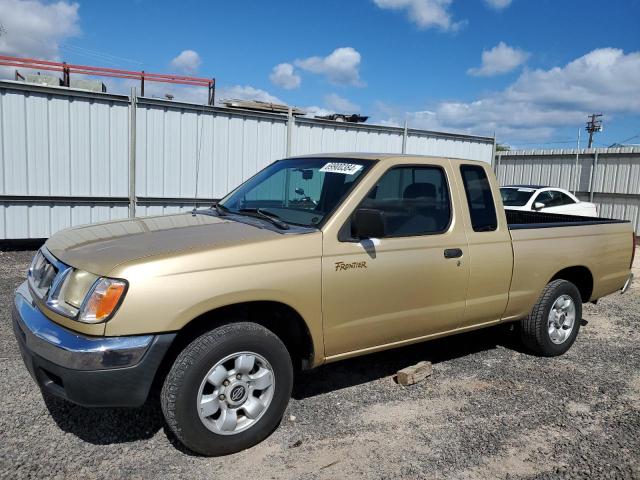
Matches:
[[321, 159, 470, 358], [455, 163, 513, 328]]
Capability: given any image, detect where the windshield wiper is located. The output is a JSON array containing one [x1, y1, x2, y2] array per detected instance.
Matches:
[[238, 208, 290, 230], [191, 207, 216, 217], [214, 203, 230, 216], [191, 203, 229, 217]]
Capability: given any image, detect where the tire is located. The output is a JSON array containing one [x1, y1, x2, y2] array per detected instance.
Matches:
[[161, 322, 293, 456], [520, 279, 582, 357]]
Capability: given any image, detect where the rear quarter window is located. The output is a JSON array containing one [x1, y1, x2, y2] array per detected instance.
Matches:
[[460, 165, 498, 232]]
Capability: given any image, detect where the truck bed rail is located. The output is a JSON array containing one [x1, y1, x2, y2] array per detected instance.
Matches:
[[506, 210, 629, 230]]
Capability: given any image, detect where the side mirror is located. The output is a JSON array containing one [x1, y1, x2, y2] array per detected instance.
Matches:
[[353, 208, 385, 239], [533, 202, 545, 210]]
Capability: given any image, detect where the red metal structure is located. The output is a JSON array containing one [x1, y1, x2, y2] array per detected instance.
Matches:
[[0, 54, 216, 105]]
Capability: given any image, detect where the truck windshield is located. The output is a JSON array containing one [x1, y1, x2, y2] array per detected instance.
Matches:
[[218, 158, 373, 228], [500, 187, 536, 206]]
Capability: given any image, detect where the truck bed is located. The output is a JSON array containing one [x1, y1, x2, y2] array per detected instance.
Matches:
[[506, 210, 630, 230], [504, 209, 633, 321]]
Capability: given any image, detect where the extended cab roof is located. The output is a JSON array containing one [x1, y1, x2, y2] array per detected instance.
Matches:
[[287, 152, 489, 164]]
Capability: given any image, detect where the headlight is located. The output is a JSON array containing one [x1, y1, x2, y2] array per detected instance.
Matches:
[[28, 248, 127, 324], [48, 270, 127, 324], [78, 277, 128, 324]]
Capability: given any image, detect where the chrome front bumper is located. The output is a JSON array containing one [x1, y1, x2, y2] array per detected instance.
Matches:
[[13, 281, 175, 407], [14, 281, 153, 370]]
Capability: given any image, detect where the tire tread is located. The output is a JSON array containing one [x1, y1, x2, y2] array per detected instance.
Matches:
[[160, 322, 288, 454], [520, 279, 581, 356]]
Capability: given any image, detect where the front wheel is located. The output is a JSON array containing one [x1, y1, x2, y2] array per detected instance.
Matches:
[[520, 279, 582, 357], [161, 322, 293, 456]]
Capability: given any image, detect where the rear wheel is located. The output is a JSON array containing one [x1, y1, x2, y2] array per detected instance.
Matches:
[[161, 322, 293, 456], [520, 279, 582, 356]]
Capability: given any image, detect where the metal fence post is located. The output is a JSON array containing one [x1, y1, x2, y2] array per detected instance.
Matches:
[[491, 133, 496, 168], [286, 107, 294, 157], [589, 150, 598, 203], [495, 153, 502, 179], [128, 87, 137, 218], [402, 120, 408, 154], [573, 131, 581, 195]]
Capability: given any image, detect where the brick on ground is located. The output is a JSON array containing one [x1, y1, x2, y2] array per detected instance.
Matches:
[[396, 361, 432, 386]]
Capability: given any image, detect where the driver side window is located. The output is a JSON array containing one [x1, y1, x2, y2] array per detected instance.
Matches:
[[535, 191, 553, 206], [536, 190, 575, 208], [357, 165, 451, 237], [555, 191, 576, 206]]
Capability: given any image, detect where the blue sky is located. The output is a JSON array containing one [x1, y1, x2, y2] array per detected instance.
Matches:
[[1, 0, 639, 148]]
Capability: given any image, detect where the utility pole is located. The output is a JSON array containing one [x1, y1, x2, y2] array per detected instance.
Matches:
[[585, 113, 603, 148]]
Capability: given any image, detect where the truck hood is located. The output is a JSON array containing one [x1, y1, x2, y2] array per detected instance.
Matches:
[[45, 213, 281, 276]]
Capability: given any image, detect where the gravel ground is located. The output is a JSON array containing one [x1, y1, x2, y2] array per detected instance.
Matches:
[[1, 249, 638, 480]]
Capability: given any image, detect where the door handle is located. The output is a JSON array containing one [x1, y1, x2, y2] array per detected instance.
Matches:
[[444, 248, 463, 259]]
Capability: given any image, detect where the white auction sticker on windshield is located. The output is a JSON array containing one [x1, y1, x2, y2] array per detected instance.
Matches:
[[319, 162, 363, 175]]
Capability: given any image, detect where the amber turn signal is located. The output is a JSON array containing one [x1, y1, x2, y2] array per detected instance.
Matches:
[[79, 278, 127, 323]]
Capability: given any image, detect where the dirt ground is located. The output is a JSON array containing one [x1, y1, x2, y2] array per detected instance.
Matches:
[[1, 250, 638, 480]]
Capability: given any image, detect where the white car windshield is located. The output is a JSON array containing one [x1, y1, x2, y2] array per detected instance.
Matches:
[[500, 187, 536, 207]]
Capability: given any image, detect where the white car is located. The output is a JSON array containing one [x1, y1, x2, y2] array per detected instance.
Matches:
[[500, 185, 598, 217]]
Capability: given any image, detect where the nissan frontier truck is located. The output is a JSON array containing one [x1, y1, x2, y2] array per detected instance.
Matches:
[[13, 154, 635, 455]]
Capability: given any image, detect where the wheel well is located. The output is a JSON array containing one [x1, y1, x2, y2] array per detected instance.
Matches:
[[153, 301, 315, 390], [550, 266, 593, 302]]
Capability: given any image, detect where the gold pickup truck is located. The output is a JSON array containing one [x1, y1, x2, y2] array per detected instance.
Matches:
[[13, 154, 635, 455]]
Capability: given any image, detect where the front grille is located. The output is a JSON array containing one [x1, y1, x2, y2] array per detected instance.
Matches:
[[27, 248, 78, 318], [28, 250, 58, 299]]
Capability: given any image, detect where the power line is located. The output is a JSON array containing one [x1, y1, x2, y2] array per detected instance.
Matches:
[[58, 43, 144, 67], [609, 132, 640, 146], [509, 139, 576, 146]]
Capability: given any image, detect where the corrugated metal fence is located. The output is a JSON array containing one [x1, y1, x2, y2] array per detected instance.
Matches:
[[495, 147, 640, 234], [0, 80, 494, 239]]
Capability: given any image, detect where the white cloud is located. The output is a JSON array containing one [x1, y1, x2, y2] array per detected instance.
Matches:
[[378, 48, 640, 143], [295, 47, 364, 87], [108, 80, 281, 106], [302, 95, 360, 118], [170, 50, 201, 74], [303, 105, 334, 118], [324, 93, 360, 112], [269, 62, 301, 90], [483, 0, 512, 10], [0, 0, 80, 61], [468, 42, 529, 77], [217, 85, 283, 104], [505, 48, 640, 112], [372, 0, 464, 32], [105, 77, 208, 103]]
